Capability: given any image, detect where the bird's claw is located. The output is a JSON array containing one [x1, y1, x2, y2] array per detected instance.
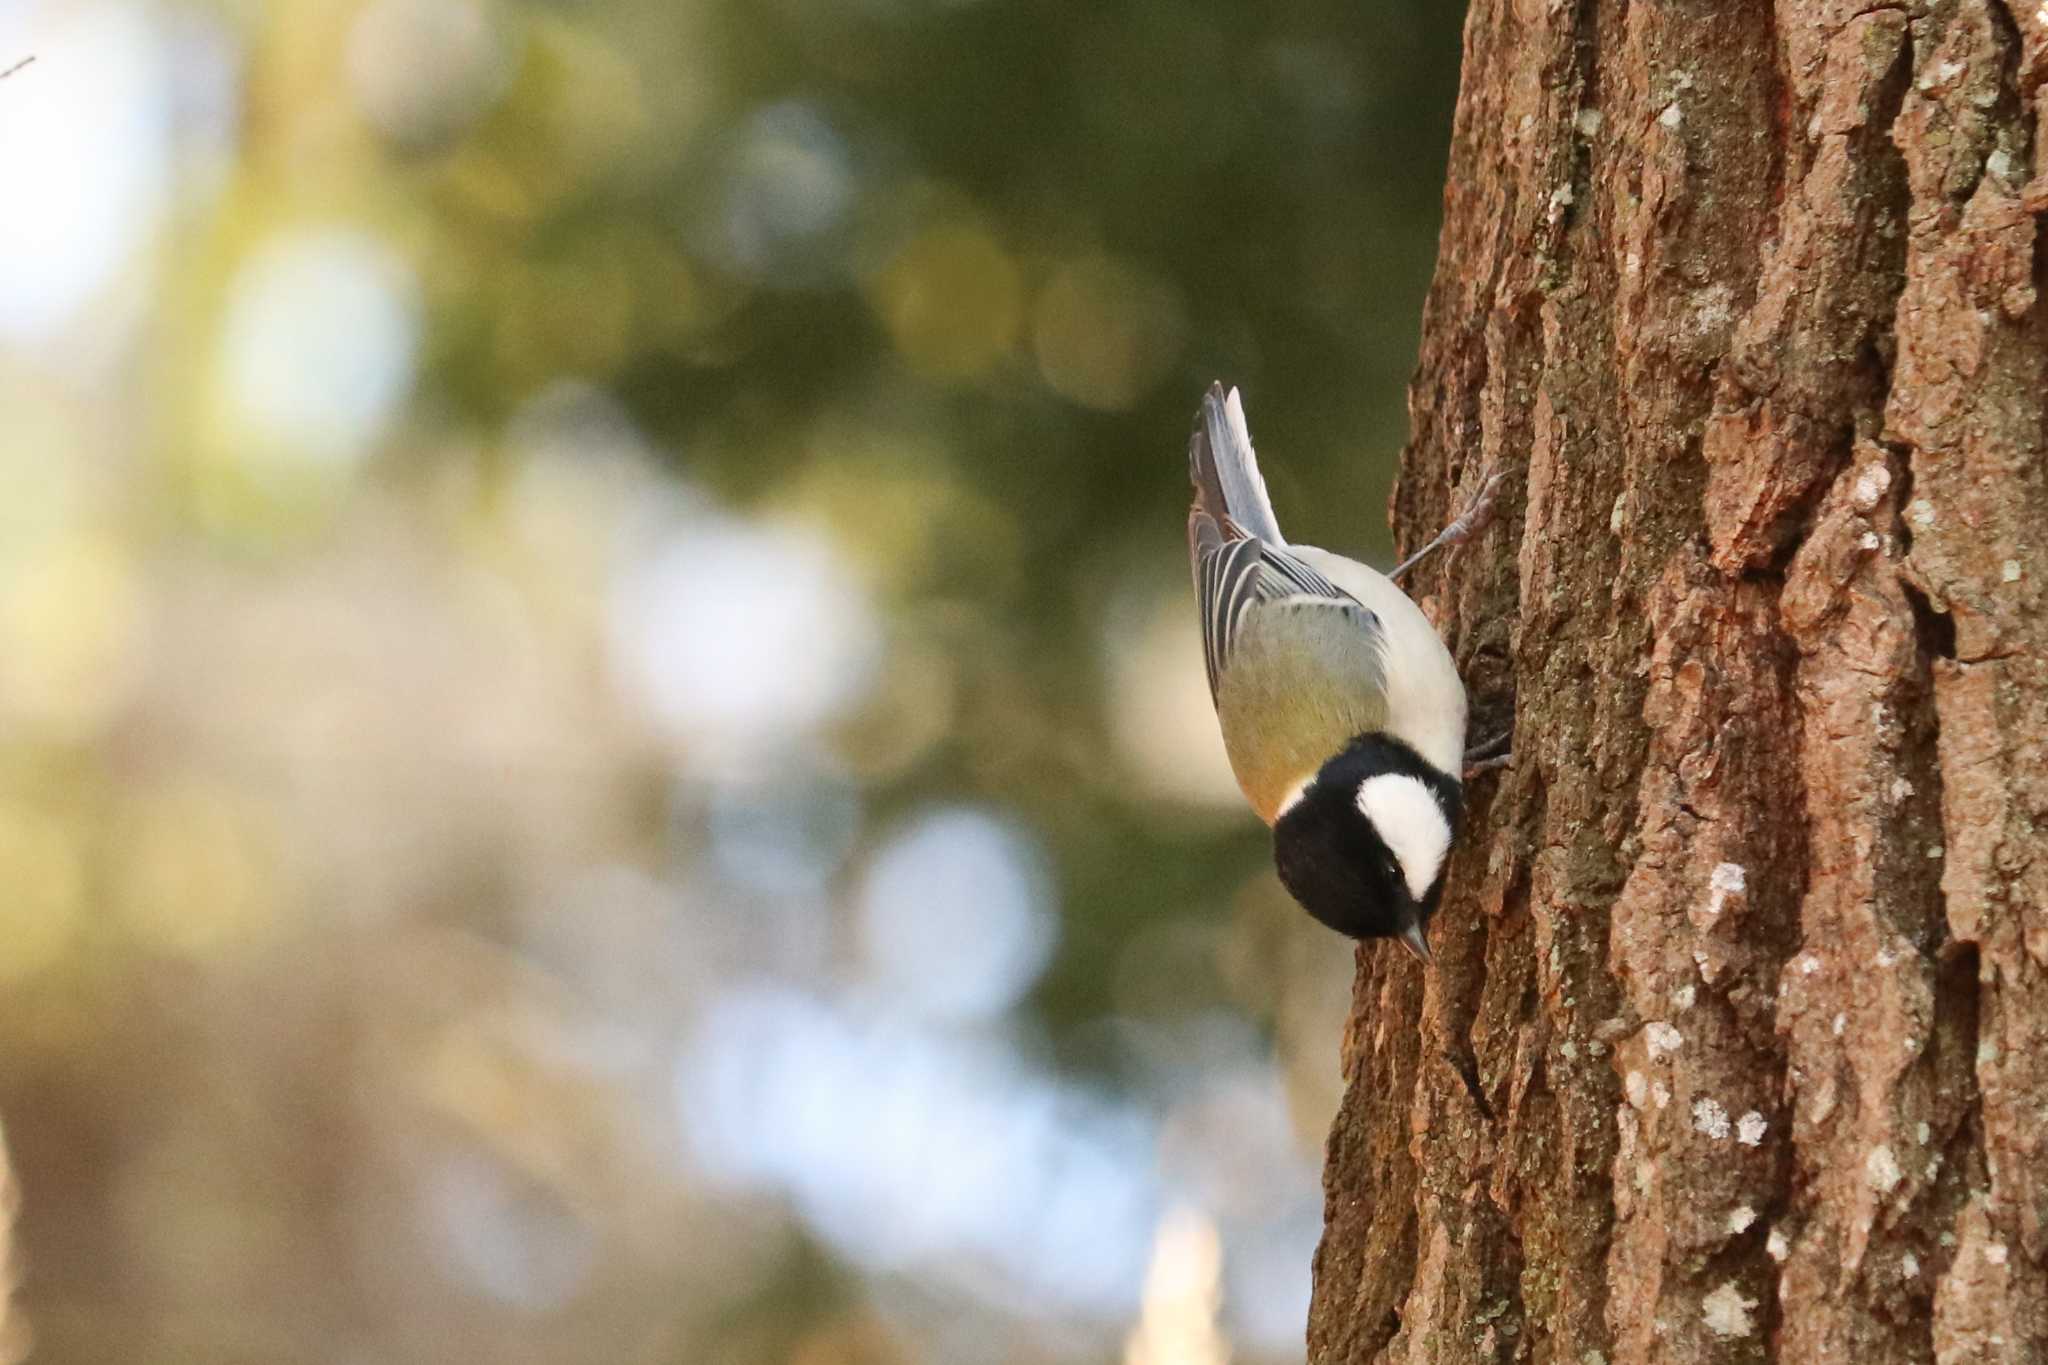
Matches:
[[1390, 461, 1508, 584], [1462, 728, 1513, 781], [1463, 751, 1513, 780]]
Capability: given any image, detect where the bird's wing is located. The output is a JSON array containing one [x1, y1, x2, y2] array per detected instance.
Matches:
[[1188, 382, 1362, 693], [1186, 382, 1393, 819], [1190, 507, 1382, 695], [1206, 576, 1391, 823], [1188, 384, 1283, 546]]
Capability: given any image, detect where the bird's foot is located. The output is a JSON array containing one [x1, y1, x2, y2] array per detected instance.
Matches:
[[1464, 751, 1513, 780], [1463, 728, 1513, 780], [1465, 728, 1512, 762], [1390, 462, 1507, 584]]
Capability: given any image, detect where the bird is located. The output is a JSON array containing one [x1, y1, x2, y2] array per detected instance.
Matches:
[[1187, 383, 1496, 963]]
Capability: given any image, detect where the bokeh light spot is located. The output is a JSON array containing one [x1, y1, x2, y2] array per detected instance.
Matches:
[[0, 532, 146, 741], [855, 807, 1058, 1023], [1032, 253, 1187, 412], [872, 218, 1023, 380], [459, 15, 649, 208], [674, 986, 1155, 1316], [780, 438, 1022, 599], [214, 228, 422, 475], [346, 0, 513, 149], [0, 3, 170, 342], [112, 780, 280, 958], [1101, 581, 1242, 809], [699, 100, 858, 286], [608, 513, 880, 770]]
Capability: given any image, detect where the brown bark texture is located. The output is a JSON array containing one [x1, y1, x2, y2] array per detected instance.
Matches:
[[1308, 2, 2048, 1362]]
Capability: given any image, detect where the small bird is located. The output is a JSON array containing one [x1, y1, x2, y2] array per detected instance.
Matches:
[[1188, 384, 1492, 963]]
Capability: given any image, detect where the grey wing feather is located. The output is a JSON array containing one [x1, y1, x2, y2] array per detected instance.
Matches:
[[1189, 384, 1283, 545], [1186, 380, 1381, 696], [1252, 541, 1351, 601], [1190, 507, 1379, 699], [1191, 512, 1263, 694]]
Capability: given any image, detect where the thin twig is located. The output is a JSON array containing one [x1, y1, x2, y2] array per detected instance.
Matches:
[[0, 56, 34, 79]]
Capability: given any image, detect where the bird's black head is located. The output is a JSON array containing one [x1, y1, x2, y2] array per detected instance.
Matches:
[[1271, 734, 1463, 959]]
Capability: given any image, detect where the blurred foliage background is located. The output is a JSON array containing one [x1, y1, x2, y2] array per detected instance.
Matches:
[[0, 0, 1461, 1361]]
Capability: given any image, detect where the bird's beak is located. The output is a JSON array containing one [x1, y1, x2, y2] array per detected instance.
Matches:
[[1397, 920, 1435, 966]]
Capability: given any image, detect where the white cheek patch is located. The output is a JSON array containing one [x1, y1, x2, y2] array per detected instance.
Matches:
[[1355, 773, 1453, 901]]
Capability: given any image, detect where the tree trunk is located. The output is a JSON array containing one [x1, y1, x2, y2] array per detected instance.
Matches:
[[1308, 3, 2048, 1361]]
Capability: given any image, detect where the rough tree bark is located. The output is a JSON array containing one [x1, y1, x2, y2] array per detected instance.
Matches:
[[1309, 2, 2047, 1361]]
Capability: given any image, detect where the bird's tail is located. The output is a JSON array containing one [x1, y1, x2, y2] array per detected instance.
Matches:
[[1188, 384, 1283, 544]]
